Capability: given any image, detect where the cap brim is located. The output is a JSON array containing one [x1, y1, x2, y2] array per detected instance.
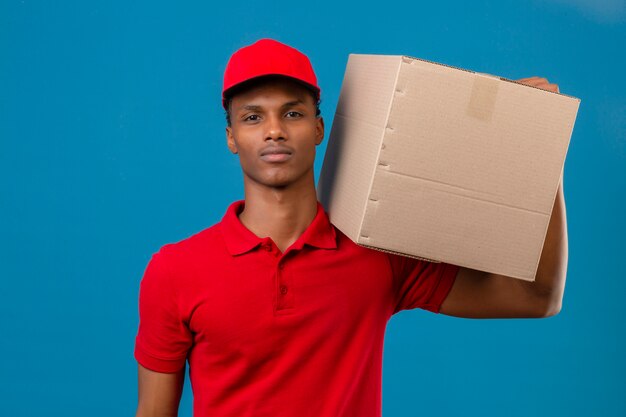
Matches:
[[222, 74, 320, 108]]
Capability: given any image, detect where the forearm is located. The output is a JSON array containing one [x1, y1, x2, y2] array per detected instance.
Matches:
[[530, 175, 568, 314], [135, 364, 185, 417]]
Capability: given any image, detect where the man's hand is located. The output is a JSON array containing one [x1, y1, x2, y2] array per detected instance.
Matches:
[[516, 76, 560, 93], [440, 75, 568, 319]]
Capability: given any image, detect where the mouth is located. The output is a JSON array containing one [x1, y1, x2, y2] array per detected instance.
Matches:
[[260, 146, 293, 163]]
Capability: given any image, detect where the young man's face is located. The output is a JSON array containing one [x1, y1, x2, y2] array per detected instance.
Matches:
[[225, 78, 324, 190]]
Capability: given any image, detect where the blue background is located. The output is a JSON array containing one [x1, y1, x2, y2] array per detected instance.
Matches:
[[1, 0, 624, 416]]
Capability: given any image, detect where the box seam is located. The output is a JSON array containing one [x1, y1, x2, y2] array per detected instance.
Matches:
[[357, 56, 402, 244]]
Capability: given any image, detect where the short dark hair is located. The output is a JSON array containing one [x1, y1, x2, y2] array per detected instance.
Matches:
[[224, 75, 321, 127]]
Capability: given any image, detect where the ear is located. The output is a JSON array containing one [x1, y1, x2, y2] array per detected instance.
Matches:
[[226, 126, 238, 154], [315, 117, 324, 146]]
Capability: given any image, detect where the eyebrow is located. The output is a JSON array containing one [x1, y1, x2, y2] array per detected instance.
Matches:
[[239, 99, 306, 113], [280, 99, 306, 108], [241, 104, 262, 111]]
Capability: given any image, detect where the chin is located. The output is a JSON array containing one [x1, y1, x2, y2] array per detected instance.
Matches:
[[243, 172, 290, 189], [263, 177, 296, 188], [244, 166, 314, 190]]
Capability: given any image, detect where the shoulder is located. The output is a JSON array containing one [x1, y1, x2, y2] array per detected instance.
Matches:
[[153, 220, 225, 268], [330, 223, 443, 278], [331, 224, 394, 268], [167, 222, 222, 251], [331, 223, 389, 256]]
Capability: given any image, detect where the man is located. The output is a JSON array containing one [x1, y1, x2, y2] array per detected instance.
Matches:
[[134, 39, 567, 417]]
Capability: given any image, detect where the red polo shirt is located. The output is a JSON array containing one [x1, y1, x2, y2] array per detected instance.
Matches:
[[135, 200, 459, 416]]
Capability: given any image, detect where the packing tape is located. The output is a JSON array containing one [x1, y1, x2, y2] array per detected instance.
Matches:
[[466, 72, 500, 121]]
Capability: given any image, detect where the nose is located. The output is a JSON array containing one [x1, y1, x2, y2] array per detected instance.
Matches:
[[265, 114, 286, 142]]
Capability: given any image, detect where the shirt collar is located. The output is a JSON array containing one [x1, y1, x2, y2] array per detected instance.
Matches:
[[220, 200, 337, 256]]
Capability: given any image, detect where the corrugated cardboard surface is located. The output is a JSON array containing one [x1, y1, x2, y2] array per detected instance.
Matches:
[[317, 55, 401, 239], [318, 54, 580, 281]]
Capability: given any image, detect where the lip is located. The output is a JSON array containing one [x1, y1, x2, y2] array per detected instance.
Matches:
[[260, 146, 293, 163]]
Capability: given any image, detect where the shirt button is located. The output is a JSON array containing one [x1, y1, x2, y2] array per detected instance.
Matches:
[[278, 263, 284, 270], [262, 244, 272, 252], [279, 285, 288, 294]]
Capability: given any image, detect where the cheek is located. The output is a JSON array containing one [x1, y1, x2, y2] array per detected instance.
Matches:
[[237, 148, 256, 168], [293, 124, 319, 143], [230, 131, 257, 157]]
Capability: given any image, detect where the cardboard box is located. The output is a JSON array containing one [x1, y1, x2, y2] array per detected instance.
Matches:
[[317, 54, 580, 281]]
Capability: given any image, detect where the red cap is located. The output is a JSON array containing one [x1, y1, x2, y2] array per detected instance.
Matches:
[[222, 38, 320, 109]]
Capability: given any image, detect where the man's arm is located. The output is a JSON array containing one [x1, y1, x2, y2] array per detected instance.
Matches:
[[135, 364, 185, 417], [440, 77, 568, 319]]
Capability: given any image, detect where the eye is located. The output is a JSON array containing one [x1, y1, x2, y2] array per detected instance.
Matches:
[[285, 111, 303, 118], [243, 114, 260, 122]]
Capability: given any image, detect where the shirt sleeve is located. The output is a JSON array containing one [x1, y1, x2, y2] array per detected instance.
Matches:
[[134, 248, 193, 373], [388, 253, 459, 314]]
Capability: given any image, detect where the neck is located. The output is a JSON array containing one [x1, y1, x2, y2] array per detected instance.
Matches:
[[239, 172, 319, 253]]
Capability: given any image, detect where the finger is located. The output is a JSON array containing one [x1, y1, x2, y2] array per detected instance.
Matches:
[[546, 83, 560, 93], [525, 78, 550, 86], [532, 82, 560, 93], [516, 75, 560, 92], [517, 76, 541, 82]]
